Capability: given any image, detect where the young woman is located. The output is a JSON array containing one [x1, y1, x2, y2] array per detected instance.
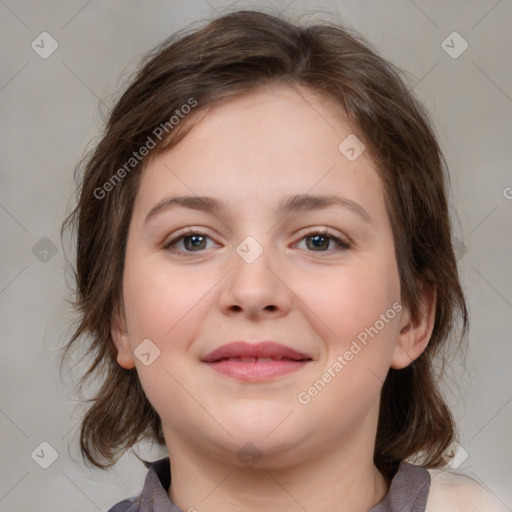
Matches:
[[61, 9, 506, 512]]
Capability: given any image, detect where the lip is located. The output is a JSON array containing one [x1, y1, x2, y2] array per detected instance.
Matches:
[[201, 341, 313, 382]]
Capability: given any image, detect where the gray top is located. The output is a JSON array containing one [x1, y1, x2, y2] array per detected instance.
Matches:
[[107, 457, 431, 511]]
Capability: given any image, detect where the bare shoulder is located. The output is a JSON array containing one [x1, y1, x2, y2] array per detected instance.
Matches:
[[425, 468, 509, 512]]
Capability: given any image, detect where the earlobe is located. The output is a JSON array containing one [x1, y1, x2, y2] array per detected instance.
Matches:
[[390, 284, 437, 370], [111, 303, 136, 370]]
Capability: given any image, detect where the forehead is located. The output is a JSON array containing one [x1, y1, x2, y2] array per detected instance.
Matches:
[[133, 83, 386, 223]]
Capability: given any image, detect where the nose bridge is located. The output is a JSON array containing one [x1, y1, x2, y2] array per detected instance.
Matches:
[[235, 235, 266, 266], [231, 233, 276, 292], [218, 233, 291, 317]]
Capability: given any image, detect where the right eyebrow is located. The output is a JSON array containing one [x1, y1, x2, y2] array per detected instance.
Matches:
[[144, 195, 224, 225]]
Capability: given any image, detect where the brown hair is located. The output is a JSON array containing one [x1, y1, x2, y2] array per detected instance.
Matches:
[[60, 8, 468, 478]]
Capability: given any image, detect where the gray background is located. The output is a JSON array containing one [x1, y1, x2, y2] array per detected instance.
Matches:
[[1, 0, 511, 510]]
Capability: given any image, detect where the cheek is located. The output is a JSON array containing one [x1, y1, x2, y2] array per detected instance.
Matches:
[[296, 269, 400, 424], [122, 255, 211, 341], [290, 256, 401, 344], [120, 259, 213, 420]]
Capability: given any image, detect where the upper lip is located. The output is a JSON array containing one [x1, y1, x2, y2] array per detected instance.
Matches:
[[201, 341, 312, 362]]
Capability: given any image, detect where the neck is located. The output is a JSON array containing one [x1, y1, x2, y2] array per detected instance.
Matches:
[[165, 430, 390, 512]]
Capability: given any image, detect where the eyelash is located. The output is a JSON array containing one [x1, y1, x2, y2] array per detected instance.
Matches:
[[163, 228, 351, 256]]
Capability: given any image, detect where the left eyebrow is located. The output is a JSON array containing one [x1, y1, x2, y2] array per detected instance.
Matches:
[[279, 193, 373, 225], [144, 193, 374, 226]]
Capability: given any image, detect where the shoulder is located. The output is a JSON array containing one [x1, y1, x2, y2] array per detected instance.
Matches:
[[425, 468, 508, 512], [106, 495, 140, 512]]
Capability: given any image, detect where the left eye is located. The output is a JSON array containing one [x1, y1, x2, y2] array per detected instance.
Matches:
[[295, 232, 350, 252]]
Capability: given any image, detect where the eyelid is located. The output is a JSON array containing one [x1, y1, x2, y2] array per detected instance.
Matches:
[[293, 226, 350, 244]]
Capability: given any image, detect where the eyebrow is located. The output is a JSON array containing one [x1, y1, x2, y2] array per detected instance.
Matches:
[[144, 193, 373, 225]]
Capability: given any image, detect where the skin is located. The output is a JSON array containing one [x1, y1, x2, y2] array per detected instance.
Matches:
[[112, 83, 436, 512]]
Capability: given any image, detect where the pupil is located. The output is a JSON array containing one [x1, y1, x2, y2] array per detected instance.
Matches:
[[308, 235, 328, 250], [185, 235, 205, 250]]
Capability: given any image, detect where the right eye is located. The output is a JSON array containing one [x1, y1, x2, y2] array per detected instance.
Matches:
[[163, 229, 219, 255]]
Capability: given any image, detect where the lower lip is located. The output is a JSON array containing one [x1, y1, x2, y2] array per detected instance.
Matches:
[[204, 360, 311, 382]]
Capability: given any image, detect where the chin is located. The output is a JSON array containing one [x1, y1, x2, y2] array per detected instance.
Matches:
[[211, 418, 312, 467]]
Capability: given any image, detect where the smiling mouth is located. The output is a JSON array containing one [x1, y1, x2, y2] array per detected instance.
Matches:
[[201, 341, 313, 381]]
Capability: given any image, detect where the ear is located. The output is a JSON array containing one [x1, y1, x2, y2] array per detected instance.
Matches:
[[111, 301, 136, 369], [391, 283, 437, 370]]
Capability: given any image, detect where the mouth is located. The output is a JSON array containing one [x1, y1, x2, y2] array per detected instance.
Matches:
[[201, 341, 313, 382]]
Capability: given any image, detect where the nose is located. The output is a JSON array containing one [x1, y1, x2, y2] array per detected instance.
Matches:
[[217, 242, 293, 321]]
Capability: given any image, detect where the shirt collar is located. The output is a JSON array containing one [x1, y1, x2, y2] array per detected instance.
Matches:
[[138, 457, 430, 512]]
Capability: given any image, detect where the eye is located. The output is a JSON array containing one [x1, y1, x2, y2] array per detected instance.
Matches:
[[294, 229, 351, 253], [163, 229, 218, 255]]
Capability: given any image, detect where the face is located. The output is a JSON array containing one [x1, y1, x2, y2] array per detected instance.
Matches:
[[112, 83, 429, 468]]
